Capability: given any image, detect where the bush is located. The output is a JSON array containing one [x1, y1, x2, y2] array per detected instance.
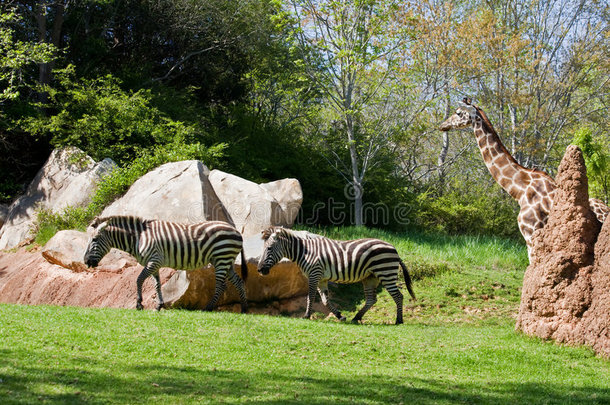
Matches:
[[414, 189, 521, 239], [22, 67, 209, 166]]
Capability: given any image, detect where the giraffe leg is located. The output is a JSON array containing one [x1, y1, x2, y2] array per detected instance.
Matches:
[[352, 277, 380, 324], [153, 273, 165, 311], [380, 277, 404, 325], [227, 266, 248, 313], [317, 280, 345, 321], [204, 264, 229, 311]]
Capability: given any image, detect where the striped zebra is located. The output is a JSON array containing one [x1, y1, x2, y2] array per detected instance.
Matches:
[[84, 216, 248, 312], [257, 227, 416, 324]]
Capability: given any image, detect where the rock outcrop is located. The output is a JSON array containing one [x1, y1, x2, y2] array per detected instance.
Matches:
[[101, 160, 229, 224], [0, 147, 115, 249], [208, 170, 302, 236], [0, 247, 175, 310], [0, 229, 311, 312], [0, 203, 8, 229], [0, 151, 308, 315], [516, 145, 610, 357], [259, 178, 303, 226]]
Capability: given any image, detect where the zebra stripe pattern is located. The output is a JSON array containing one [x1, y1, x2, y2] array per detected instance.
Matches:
[[84, 216, 248, 312], [257, 227, 415, 324]]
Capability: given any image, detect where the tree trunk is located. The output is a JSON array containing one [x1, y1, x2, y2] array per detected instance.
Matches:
[[346, 114, 363, 227], [437, 89, 451, 194], [36, 1, 65, 104]]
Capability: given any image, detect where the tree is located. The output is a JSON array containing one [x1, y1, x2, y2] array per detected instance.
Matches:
[[0, 6, 56, 201], [573, 127, 610, 204], [288, 0, 413, 225], [0, 7, 55, 106]]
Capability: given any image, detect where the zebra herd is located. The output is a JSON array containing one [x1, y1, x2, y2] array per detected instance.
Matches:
[[84, 215, 416, 324]]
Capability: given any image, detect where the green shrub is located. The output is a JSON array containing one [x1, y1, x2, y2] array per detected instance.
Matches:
[[34, 205, 92, 245], [22, 67, 209, 166], [413, 190, 521, 239]]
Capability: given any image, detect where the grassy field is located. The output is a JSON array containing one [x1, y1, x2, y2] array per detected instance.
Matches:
[[1, 227, 609, 404]]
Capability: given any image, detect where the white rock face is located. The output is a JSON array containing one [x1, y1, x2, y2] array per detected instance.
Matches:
[[0, 204, 8, 229], [0, 147, 116, 250], [208, 170, 303, 236], [101, 160, 229, 224], [259, 178, 303, 226], [42, 229, 136, 273]]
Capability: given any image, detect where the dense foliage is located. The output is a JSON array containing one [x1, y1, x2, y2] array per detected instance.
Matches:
[[1, 0, 609, 240]]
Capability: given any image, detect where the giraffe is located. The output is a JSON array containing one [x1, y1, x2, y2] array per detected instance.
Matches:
[[439, 98, 609, 256]]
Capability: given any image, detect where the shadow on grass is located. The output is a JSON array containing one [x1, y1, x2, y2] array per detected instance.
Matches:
[[1, 350, 607, 404]]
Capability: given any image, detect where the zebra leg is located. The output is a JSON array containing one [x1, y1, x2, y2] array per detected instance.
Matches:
[[204, 265, 229, 311], [136, 264, 157, 310], [351, 277, 380, 324], [381, 277, 404, 325], [303, 272, 322, 319], [317, 281, 345, 321], [153, 273, 165, 311], [227, 267, 248, 313]]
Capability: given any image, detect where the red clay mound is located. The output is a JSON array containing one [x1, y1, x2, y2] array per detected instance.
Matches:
[[516, 145, 610, 357], [0, 247, 174, 309]]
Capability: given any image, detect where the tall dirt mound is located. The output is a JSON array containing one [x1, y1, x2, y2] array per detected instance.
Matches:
[[516, 145, 610, 356], [580, 220, 610, 356]]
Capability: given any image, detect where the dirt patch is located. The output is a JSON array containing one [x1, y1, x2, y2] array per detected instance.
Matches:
[[516, 145, 610, 357]]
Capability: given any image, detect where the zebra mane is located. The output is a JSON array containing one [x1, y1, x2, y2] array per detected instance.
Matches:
[[262, 226, 286, 241], [89, 215, 147, 230]]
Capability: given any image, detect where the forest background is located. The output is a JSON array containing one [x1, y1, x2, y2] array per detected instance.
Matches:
[[1, 0, 608, 241]]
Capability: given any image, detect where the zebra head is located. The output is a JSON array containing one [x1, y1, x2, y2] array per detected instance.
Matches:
[[258, 227, 288, 275], [84, 218, 113, 267]]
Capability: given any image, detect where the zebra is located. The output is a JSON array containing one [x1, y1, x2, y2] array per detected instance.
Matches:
[[84, 215, 249, 312], [257, 227, 416, 324]]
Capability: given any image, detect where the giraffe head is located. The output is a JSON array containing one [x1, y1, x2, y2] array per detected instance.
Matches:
[[439, 97, 478, 131]]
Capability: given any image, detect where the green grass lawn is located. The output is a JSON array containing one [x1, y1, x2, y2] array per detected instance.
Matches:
[[1, 227, 609, 404]]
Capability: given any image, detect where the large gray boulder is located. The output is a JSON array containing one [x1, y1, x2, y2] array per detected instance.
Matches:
[[208, 170, 302, 236], [259, 178, 303, 226], [0, 203, 8, 229], [101, 160, 229, 224], [42, 229, 136, 273], [0, 147, 116, 250]]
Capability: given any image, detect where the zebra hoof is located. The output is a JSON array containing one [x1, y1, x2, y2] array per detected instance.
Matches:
[[203, 305, 214, 312], [351, 317, 361, 324], [136, 303, 143, 311], [240, 305, 248, 314], [339, 316, 347, 322], [156, 303, 165, 311]]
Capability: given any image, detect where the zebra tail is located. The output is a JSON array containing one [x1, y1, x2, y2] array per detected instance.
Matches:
[[240, 248, 248, 281], [399, 259, 416, 301]]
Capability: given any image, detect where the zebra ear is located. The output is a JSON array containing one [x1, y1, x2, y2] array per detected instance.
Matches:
[[89, 218, 108, 234], [275, 227, 288, 237], [261, 228, 274, 241]]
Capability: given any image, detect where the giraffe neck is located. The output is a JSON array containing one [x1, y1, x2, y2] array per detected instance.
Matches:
[[472, 117, 528, 201]]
